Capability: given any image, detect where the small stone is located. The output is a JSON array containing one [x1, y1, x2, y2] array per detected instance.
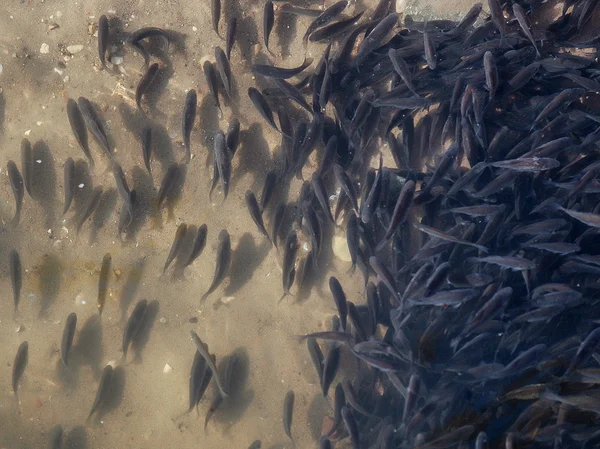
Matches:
[[47, 23, 60, 31], [188, 317, 198, 324], [159, 317, 167, 324], [192, 26, 198, 31], [0, 64, 3, 75], [34, 398, 42, 408], [66, 44, 84, 54], [60, 226, 68, 238], [40, 43, 50, 54], [53, 67, 64, 76], [24, 130, 31, 136], [15, 324, 23, 333], [113, 268, 122, 279], [110, 55, 123, 65], [163, 364, 172, 374], [78, 183, 84, 188]]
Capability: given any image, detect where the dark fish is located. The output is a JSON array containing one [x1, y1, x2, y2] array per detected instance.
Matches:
[[183, 224, 208, 268], [76, 186, 103, 235], [215, 47, 233, 99], [423, 28, 437, 69], [182, 89, 197, 164], [253, 58, 313, 80], [446, 2, 482, 36], [203, 61, 222, 116], [87, 364, 113, 422], [342, 407, 360, 449], [260, 171, 277, 212], [204, 354, 239, 430], [329, 277, 348, 331], [248, 88, 279, 132], [97, 253, 111, 317], [136, 63, 159, 111], [322, 345, 341, 396], [98, 15, 109, 69], [307, 338, 324, 381], [77, 97, 114, 162], [212, 0, 221, 36], [512, 3, 540, 57], [61, 312, 77, 368], [48, 425, 63, 449], [189, 330, 229, 397], [309, 11, 365, 42], [325, 383, 345, 437], [246, 190, 271, 241], [186, 350, 207, 415], [319, 135, 338, 176], [334, 165, 359, 213], [271, 203, 286, 250], [213, 131, 232, 203], [360, 155, 383, 224], [302, 201, 323, 263], [388, 49, 419, 96], [357, 13, 399, 66], [559, 206, 600, 228], [533, 88, 585, 126], [507, 62, 540, 93], [264, 1, 275, 52], [280, 231, 298, 301], [483, 51, 498, 100], [7, 161, 24, 225], [378, 179, 415, 249], [566, 327, 600, 375], [487, 0, 505, 41], [12, 341, 28, 400], [476, 255, 536, 270], [164, 223, 188, 273], [298, 331, 354, 344], [141, 125, 152, 174], [303, 1, 348, 45], [226, 17, 237, 59], [488, 158, 560, 171], [67, 98, 93, 168], [157, 163, 180, 210], [62, 157, 75, 216], [122, 299, 148, 361], [369, 256, 401, 305], [311, 172, 334, 223], [113, 164, 132, 225], [201, 229, 231, 301], [226, 118, 241, 155], [415, 223, 488, 252], [20, 139, 32, 197], [346, 211, 360, 272], [248, 441, 262, 449], [9, 249, 21, 314], [342, 379, 377, 418], [283, 390, 295, 442]]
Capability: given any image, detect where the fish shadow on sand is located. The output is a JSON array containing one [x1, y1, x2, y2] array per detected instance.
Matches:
[[144, 64, 174, 116], [233, 124, 273, 194], [93, 366, 126, 424], [37, 253, 61, 317], [198, 94, 222, 163], [274, 9, 298, 59], [223, 233, 271, 296], [64, 426, 89, 449], [126, 166, 154, 241], [31, 140, 57, 228], [307, 394, 329, 441], [225, 0, 259, 67], [171, 225, 200, 280], [75, 315, 104, 379], [89, 188, 118, 245], [130, 299, 160, 364], [0, 90, 5, 133], [119, 257, 147, 322], [71, 160, 93, 211]]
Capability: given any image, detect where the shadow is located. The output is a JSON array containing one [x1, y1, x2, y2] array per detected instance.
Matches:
[[131, 299, 160, 363], [198, 94, 222, 162], [223, 233, 271, 295], [172, 225, 199, 279], [37, 253, 61, 317], [164, 164, 187, 220], [151, 123, 176, 172], [275, 8, 298, 59], [307, 394, 329, 441], [64, 426, 88, 449], [89, 188, 118, 245], [0, 90, 5, 134], [119, 257, 147, 321], [86, 100, 117, 164], [56, 356, 80, 390], [71, 160, 93, 214], [145, 65, 174, 116], [126, 167, 154, 242], [75, 315, 103, 378], [31, 140, 58, 228], [95, 366, 126, 423], [234, 124, 273, 193], [226, 0, 259, 66]]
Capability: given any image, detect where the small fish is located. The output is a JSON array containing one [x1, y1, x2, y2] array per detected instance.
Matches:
[[311, 172, 334, 223], [280, 231, 299, 301], [186, 350, 207, 415], [226, 118, 241, 155], [334, 165, 359, 213], [423, 27, 437, 69], [136, 63, 159, 111], [307, 338, 324, 381], [62, 157, 75, 216], [476, 255, 537, 271], [356, 13, 399, 66], [415, 223, 489, 252], [566, 327, 600, 375], [309, 11, 365, 42], [164, 223, 188, 273], [87, 364, 113, 423], [342, 407, 360, 449], [7, 161, 24, 225], [204, 354, 239, 430], [303, 1, 348, 45], [346, 211, 360, 272], [360, 155, 383, 224], [122, 299, 148, 361], [157, 163, 180, 210], [559, 206, 600, 228], [253, 58, 313, 80], [213, 131, 232, 203], [246, 191, 271, 241], [189, 330, 229, 397], [141, 125, 152, 174], [77, 97, 114, 163], [325, 383, 345, 437], [76, 186, 103, 235], [9, 249, 21, 314], [226, 17, 237, 59], [203, 61, 222, 116], [271, 203, 286, 250], [378, 180, 415, 249], [322, 345, 341, 396], [212, 0, 221, 36], [67, 99, 93, 168], [98, 15, 109, 69], [201, 229, 231, 301], [248, 88, 279, 132], [113, 164, 132, 225], [488, 158, 560, 172], [93, 254, 111, 318], [61, 312, 77, 367], [182, 89, 197, 164], [512, 3, 540, 57], [248, 441, 262, 449], [487, 0, 505, 41], [20, 139, 32, 197], [369, 256, 401, 305], [483, 51, 498, 100], [12, 341, 28, 400], [329, 277, 348, 331], [302, 201, 323, 264], [183, 224, 208, 268], [215, 47, 233, 99], [260, 171, 277, 212], [264, 1, 275, 52], [283, 390, 295, 442]]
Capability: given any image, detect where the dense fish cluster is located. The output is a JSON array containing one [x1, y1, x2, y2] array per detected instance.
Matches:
[[5, 0, 600, 447]]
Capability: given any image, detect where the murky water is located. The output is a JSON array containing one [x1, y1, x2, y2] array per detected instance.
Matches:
[[0, 1, 478, 448]]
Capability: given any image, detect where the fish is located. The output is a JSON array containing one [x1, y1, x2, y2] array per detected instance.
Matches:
[[113, 164, 132, 225], [246, 191, 271, 241], [566, 327, 600, 375], [302, 201, 323, 264], [182, 89, 197, 164], [213, 131, 232, 203], [98, 15, 109, 69], [7, 161, 24, 225], [258, 172, 277, 214], [20, 139, 32, 197], [280, 231, 298, 301], [189, 330, 228, 397], [303, 1, 348, 45], [204, 354, 239, 430], [309, 11, 365, 42], [201, 229, 231, 301], [12, 341, 28, 400], [415, 223, 489, 252], [67, 98, 93, 168], [322, 345, 341, 396], [488, 158, 560, 172], [487, 0, 505, 41], [483, 51, 497, 100], [356, 13, 399, 67], [76, 186, 103, 235], [9, 249, 21, 314], [325, 383, 345, 437], [61, 312, 77, 367], [283, 390, 295, 442], [334, 165, 359, 213], [77, 97, 114, 163], [226, 17, 237, 59], [211, 0, 221, 36], [136, 63, 159, 111], [141, 125, 152, 174], [423, 27, 437, 69], [264, 1, 275, 52], [164, 223, 188, 273], [559, 206, 600, 228], [248, 441, 262, 449], [329, 277, 348, 331], [62, 157, 75, 216], [342, 407, 360, 449], [203, 61, 222, 116], [226, 118, 241, 155], [271, 203, 286, 250], [122, 299, 148, 361], [248, 88, 279, 132], [157, 163, 180, 210], [388, 49, 419, 96], [185, 349, 207, 415], [307, 338, 324, 381], [311, 172, 334, 223], [215, 47, 233, 99], [87, 364, 113, 423], [253, 58, 313, 80], [183, 224, 208, 268], [512, 3, 540, 57], [360, 155, 383, 224], [378, 180, 415, 249], [97, 253, 111, 316], [346, 211, 360, 273]]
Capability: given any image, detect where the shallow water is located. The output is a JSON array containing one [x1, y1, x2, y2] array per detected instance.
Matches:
[[0, 1, 479, 448]]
